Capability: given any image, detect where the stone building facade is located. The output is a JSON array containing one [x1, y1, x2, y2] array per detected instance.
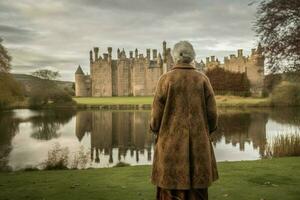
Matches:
[[75, 41, 265, 97]]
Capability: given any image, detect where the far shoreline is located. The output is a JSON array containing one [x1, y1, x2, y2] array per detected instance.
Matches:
[[5, 95, 300, 110]]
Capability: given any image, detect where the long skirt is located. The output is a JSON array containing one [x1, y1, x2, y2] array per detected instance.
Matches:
[[156, 187, 208, 200]]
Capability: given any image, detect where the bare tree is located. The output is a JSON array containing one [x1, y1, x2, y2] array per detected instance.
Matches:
[[254, 0, 300, 73], [0, 38, 12, 73]]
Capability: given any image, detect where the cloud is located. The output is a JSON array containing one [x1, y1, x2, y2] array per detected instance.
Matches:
[[0, 0, 259, 81]]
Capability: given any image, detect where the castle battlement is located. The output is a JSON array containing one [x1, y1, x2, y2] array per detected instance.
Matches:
[[75, 41, 265, 97], [89, 45, 166, 66]]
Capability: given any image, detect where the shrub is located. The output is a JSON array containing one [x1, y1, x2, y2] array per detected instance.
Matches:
[[42, 143, 69, 170], [0, 73, 23, 109], [70, 146, 90, 169], [270, 81, 300, 106], [41, 143, 90, 170]]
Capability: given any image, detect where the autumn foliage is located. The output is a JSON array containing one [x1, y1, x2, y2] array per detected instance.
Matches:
[[206, 67, 250, 96]]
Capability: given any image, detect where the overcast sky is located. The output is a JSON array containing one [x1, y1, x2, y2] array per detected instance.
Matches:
[[0, 0, 259, 81]]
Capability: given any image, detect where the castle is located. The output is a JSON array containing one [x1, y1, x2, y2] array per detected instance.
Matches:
[[75, 41, 265, 97]]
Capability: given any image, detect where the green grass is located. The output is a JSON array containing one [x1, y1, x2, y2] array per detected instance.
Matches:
[[73, 96, 154, 105], [73, 95, 271, 107], [0, 157, 300, 200], [215, 95, 270, 107]]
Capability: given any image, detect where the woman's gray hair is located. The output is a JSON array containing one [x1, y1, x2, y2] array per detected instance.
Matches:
[[172, 41, 196, 64]]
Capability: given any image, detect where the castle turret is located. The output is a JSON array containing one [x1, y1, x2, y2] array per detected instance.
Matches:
[[211, 56, 215, 62], [94, 47, 99, 60], [237, 49, 243, 57], [108, 47, 112, 61], [75, 65, 90, 97], [163, 41, 167, 62], [117, 48, 121, 59], [206, 57, 210, 64], [152, 49, 157, 59], [121, 49, 126, 59], [146, 49, 151, 60], [89, 50, 93, 64], [129, 51, 133, 58]]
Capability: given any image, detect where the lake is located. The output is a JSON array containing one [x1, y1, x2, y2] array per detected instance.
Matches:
[[0, 108, 299, 171]]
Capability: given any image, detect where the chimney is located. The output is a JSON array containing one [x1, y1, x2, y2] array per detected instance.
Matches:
[[129, 51, 133, 58], [146, 49, 151, 59], [163, 41, 167, 62], [135, 48, 138, 58], [108, 47, 112, 61], [237, 49, 243, 57], [206, 57, 209, 63], [152, 49, 157, 59], [117, 48, 121, 59], [94, 47, 99, 60], [89, 50, 93, 63]]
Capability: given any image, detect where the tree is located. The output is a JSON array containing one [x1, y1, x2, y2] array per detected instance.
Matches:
[[0, 38, 12, 73], [254, 0, 300, 73], [31, 69, 61, 80]]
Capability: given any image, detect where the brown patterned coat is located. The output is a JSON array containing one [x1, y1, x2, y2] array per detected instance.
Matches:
[[150, 63, 218, 189]]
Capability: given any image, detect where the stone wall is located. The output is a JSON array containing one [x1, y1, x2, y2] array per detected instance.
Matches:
[[132, 58, 147, 96], [91, 60, 112, 97], [117, 58, 132, 96], [145, 64, 163, 95]]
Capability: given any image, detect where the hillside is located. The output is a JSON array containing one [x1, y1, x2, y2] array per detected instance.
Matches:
[[12, 74, 74, 96]]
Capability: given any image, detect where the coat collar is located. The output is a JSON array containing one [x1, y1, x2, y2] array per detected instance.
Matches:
[[171, 63, 196, 70]]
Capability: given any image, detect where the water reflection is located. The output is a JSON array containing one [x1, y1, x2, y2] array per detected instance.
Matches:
[[30, 110, 75, 140], [0, 108, 299, 171], [76, 111, 153, 164], [0, 111, 20, 171]]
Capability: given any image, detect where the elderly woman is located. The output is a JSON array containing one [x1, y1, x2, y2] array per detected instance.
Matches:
[[150, 41, 218, 200]]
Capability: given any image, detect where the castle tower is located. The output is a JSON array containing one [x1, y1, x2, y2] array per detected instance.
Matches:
[[75, 65, 90, 97], [162, 41, 167, 62], [246, 43, 265, 96], [90, 47, 113, 96]]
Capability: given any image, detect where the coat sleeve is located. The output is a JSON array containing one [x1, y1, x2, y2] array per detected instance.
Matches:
[[149, 75, 167, 134], [204, 77, 218, 134]]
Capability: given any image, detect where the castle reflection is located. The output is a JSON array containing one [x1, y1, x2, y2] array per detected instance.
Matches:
[[75, 109, 273, 164], [211, 110, 268, 157], [76, 111, 154, 164]]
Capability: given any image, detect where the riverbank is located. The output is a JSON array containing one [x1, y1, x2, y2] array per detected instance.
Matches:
[[0, 157, 299, 200], [73, 95, 271, 109], [2, 95, 271, 110]]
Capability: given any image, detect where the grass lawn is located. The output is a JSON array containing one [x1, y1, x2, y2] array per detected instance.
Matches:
[[0, 157, 299, 200], [73, 95, 270, 107]]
